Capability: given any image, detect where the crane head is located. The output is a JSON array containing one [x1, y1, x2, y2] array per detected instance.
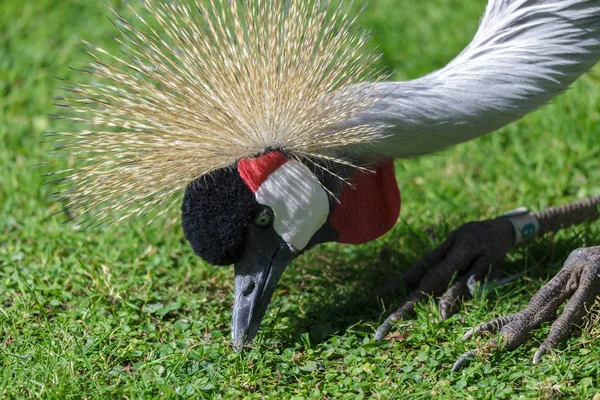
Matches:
[[181, 150, 401, 348], [51, 0, 395, 349], [182, 151, 331, 347]]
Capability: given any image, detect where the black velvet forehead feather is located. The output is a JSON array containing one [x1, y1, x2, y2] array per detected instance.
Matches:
[[181, 165, 257, 266]]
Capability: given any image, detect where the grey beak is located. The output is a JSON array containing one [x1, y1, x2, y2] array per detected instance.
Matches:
[[231, 244, 295, 350]]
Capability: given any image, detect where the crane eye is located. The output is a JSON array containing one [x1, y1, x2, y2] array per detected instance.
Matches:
[[253, 208, 273, 228]]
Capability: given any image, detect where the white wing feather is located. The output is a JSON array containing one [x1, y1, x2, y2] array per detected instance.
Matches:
[[342, 0, 600, 160]]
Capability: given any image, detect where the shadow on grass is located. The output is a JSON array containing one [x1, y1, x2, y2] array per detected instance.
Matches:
[[268, 223, 599, 347]]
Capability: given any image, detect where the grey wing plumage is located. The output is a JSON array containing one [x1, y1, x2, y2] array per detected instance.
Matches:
[[339, 0, 600, 162]]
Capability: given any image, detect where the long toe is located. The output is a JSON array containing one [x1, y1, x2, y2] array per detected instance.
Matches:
[[453, 246, 600, 371]]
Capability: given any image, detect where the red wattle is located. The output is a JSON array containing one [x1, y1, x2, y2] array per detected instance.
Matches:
[[238, 151, 288, 193], [329, 161, 401, 244]]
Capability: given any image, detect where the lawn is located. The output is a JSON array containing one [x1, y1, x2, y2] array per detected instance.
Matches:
[[1, 0, 600, 398]]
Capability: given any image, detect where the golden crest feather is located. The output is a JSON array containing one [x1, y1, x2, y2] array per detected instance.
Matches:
[[51, 0, 385, 224]]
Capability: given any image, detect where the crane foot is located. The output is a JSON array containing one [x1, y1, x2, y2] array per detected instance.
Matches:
[[452, 246, 600, 371], [376, 218, 515, 340]]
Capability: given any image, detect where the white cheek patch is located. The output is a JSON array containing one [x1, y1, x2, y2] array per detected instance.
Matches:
[[255, 160, 329, 251]]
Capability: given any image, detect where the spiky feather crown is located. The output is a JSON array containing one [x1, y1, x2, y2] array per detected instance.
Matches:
[[52, 0, 385, 224]]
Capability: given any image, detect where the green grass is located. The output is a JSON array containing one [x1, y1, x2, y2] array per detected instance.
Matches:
[[2, 0, 600, 398]]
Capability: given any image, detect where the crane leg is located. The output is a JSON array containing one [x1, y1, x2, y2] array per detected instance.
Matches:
[[375, 197, 600, 367]]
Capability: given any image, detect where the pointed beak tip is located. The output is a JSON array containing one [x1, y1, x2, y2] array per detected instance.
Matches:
[[230, 245, 295, 350]]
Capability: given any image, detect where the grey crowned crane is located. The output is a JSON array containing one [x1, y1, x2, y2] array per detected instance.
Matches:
[[52, 0, 600, 368]]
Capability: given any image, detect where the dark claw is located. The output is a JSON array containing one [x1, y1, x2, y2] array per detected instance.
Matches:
[[532, 344, 550, 364], [451, 349, 477, 372], [374, 320, 395, 342], [375, 292, 424, 341]]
